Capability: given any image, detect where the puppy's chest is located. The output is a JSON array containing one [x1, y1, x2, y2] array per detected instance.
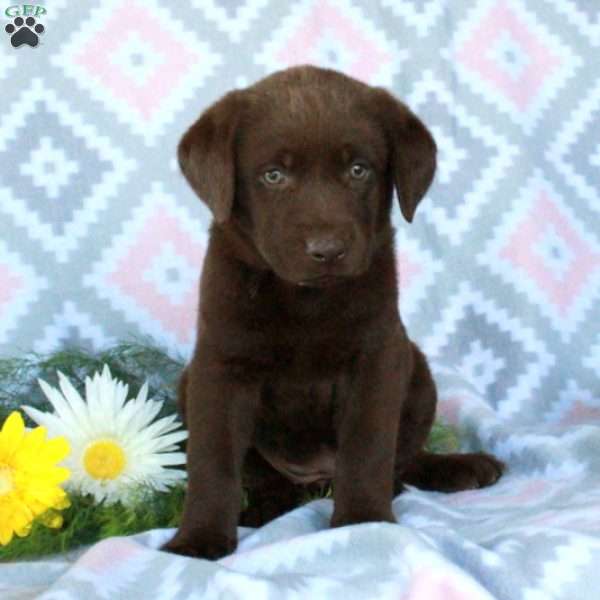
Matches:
[[263, 318, 360, 379], [245, 287, 368, 377]]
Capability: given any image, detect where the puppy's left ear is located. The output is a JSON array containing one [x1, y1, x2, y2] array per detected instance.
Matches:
[[374, 90, 437, 223]]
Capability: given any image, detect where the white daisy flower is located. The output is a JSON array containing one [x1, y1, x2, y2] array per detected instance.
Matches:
[[21, 365, 187, 506]]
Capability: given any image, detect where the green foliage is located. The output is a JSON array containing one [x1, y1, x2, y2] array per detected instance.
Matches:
[[0, 486, 185, 561], [425, 420, 461, 454], [0, 337, 185, 425]]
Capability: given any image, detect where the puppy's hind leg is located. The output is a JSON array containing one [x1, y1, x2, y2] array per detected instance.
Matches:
[[393, 343, 504, 493]]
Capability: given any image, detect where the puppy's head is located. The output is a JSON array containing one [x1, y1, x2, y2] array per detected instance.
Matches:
[[178, 66, 436, 287]]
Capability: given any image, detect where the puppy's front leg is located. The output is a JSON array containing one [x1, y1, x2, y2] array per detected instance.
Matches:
[[331, 333, 411, 527], [163, 353, 260, 559]]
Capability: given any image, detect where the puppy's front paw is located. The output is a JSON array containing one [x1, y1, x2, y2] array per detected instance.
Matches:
[[162, 530, 237, 560], [330, 507, 396, 528]]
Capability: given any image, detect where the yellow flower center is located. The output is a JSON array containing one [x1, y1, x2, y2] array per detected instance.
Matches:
[[0, 465, 14, 496], [83, 440, 126, 481]]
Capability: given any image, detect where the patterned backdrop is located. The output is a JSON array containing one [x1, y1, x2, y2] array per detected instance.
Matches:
[[1, 1, 600, 598]]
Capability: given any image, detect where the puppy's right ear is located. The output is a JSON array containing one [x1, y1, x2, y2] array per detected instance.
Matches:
[[178, 91, 243, 224]]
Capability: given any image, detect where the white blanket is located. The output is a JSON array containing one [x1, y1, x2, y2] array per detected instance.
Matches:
[[3, 365, 600, 600]]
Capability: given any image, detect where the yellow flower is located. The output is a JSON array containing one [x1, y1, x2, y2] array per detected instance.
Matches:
[[0, 411, 71, 546]]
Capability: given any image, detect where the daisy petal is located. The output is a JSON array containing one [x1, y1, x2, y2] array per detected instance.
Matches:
[[38, 378, 85, 432]]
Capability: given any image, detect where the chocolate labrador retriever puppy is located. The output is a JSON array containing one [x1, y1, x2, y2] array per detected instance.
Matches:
[[164, 65, 504, 559]]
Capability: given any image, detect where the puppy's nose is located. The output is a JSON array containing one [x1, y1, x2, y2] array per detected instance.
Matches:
[[305, 237, 347, 262]]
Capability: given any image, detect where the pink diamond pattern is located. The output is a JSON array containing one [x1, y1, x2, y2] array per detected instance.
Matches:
[[74, 0, 201, 121], [105, 206, 205, 346], [561, 401, 600, 426], [396, 250, 423, 297], [499, 191, 600, 316], [0, 249, 46, 345], [394, 235, 442, 318], [456, 1, 562, 111], [262, 0, 397, 84], [0, 262, 24, 318]]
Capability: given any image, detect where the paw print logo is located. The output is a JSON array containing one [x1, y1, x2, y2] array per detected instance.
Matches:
[[5, 16, 44, 47]]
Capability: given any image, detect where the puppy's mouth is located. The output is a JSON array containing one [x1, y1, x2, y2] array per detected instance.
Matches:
[[296, 274, 347, 288]]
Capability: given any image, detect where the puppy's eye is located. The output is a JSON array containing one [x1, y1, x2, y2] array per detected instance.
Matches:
[[263, 169, 286, 185], [349, 163, 369, 180]]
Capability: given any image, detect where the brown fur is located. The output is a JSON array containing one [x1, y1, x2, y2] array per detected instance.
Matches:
[[163, 66, 504, 560]]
